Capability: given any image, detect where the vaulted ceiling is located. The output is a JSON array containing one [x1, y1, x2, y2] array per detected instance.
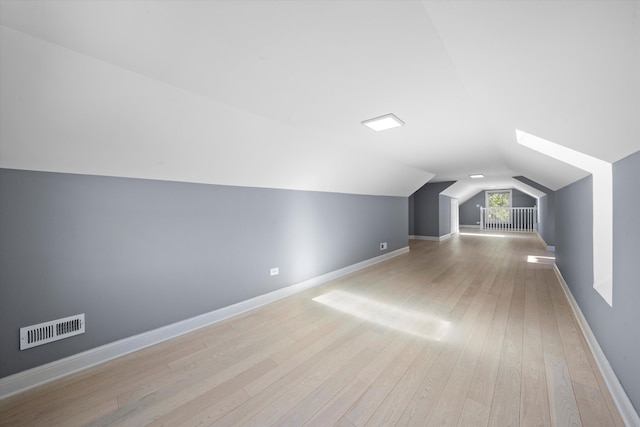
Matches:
[[1, 1, 638, 198]]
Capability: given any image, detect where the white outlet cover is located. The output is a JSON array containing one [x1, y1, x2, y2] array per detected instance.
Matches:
[[270, 267, 279, 276]]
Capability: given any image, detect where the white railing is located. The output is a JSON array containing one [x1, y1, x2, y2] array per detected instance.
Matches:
[[480, 207, 537, 232]]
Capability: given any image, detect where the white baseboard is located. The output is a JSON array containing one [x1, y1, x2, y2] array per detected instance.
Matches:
[[552, 265, 640, 426], [0, 246, 409, 400], [534, 231, 556, 252], [411, 233, 452, 242], [460, 224, 480, 229]]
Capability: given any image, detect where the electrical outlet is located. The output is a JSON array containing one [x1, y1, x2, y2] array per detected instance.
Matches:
[[270, 267, 279, 276], [380, 242, 387, 251]]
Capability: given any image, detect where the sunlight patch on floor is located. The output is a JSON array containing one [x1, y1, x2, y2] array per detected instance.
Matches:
[[312, 290, 450, 340], [527, 255, 556, 264], [459, 232, 506, 238]]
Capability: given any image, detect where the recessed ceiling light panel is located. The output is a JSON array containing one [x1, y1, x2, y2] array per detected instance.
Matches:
[[361, 113, 405, 132], [469, 174, 485, 179]]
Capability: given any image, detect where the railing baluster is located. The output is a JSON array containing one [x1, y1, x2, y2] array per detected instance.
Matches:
[[480, 207, 537, 233], [520, 208, 523, 231]]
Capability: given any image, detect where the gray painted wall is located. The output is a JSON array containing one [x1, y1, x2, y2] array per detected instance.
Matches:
[[459, 191, 485, 226], [611, 150, 640, 412], [459, 189, 536, 226], [0, 168, 409, 377], [556, 150, 640, 412], [438, 194, 452, 237], [515, 176, 556, 247], [408, 195, 415, 235], [511, 189, 536, 208], [411, 181, 455, 237]]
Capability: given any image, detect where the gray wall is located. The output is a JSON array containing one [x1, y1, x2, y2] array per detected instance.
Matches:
[[556, 150, 640, 412], [459, 188, 536, 226], [0, 168, 409, 377], [511, 189, 536, 208], [612, 150, 640, 412], [459, 191, 485, 226], [408, 195, 415, 236], [411, 181, 455, 237], [438, 194, 452, 237], [515, 176, 556, 247]]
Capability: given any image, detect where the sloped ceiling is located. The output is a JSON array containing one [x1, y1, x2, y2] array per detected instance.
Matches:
[[1, 0, 638, 197]]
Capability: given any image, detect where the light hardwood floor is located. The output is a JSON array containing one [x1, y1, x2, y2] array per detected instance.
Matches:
[[0, 231, 624, 426]]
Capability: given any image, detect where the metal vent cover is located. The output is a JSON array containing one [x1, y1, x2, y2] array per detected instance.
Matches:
[[20, 314, 85, 350]]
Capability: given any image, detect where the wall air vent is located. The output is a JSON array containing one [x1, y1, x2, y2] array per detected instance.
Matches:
[[20, 314, 85, 350]]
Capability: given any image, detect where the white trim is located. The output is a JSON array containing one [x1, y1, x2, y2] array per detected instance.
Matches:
[[535, 231, 551, 252], [552, 265, 640, 426], [450, 198, 459, 234], [534, 231, 555, 252], [460, 224, 480, 229], [411, 233, 452, 242], [0, 246, 409, 400]]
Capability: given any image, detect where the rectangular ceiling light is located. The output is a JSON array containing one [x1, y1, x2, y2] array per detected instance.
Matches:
[[361, 113, 405, 131], [469, 174, 485, 179]]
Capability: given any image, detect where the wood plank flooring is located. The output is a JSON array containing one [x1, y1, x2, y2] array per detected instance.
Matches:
[[0, 230, 625, 426]]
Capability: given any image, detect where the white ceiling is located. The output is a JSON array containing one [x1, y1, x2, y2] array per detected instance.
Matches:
[[1, 0, 638, 197]]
